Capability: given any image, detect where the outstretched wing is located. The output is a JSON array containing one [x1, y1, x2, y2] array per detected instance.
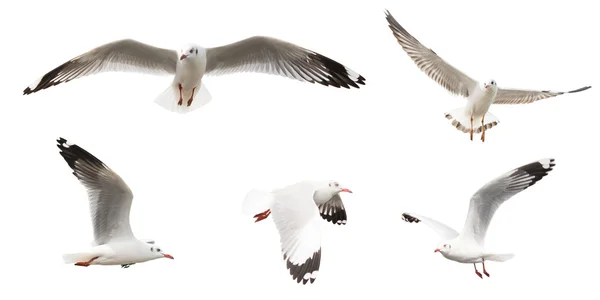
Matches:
[[401, 212, 459, 240], [205, 36, 365, 89], [271, 181, 323, 284], [493, 86, 591, 104], [385, 10, 478, 98], [461, 158, 556, 245], [318, 194, 347, 225], [24, 39, 178, 95], [57, 137, 135, 245]]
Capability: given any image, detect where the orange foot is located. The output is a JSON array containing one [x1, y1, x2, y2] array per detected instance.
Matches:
[[187, 87, 197, 107], [177, 83, 183, 106], [253, 209, 271, 222], [74, 256, 99, 267]]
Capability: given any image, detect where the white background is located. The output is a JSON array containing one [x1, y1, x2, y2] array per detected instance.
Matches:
[[1, 0, 598, 299]]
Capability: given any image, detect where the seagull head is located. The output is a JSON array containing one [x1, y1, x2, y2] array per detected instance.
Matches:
[[434, 242, 452, 255], [148, 244, 174, 260], [179, 44, 200, 61], [314, 181, 353, 204], [327, 180, 353, 194], [483, 79, 497, 90]]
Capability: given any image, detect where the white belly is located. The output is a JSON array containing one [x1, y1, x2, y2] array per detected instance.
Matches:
[[466, 89, 496, 118], [174, 59, 206, 90]]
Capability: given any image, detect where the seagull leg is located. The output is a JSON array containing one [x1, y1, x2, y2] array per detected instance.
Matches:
[[253, 209, 271, 223], [74, 256, 99, 267], [470, 115, 474, 141], [187, 87, 196, 107], [482, 260, 490, 277], [481, 116, 486, 142], [177, 83, 183, 106], [473, 263, 483, 279]]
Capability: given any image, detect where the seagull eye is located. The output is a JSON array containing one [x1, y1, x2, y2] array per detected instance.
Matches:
[[150, 247, 154, 252], [189, 49, 193, 53], [335, 183, 339, 187], [157, 248, 161, 252]]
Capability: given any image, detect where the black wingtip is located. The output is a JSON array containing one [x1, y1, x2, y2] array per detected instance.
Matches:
[[516, 158, 555, 189], [286, 249, 321, 285], [401, 213, 421, 223], [568, 86, 591, 93], [23, 87, 33, 95], [56, 138, 106, 174]]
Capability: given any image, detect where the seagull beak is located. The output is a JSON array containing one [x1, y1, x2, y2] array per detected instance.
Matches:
[[180, 54, 187, 60], [340, 188, 353, 193], [434, 249, 440, 253], [163, 254, 174, 259]]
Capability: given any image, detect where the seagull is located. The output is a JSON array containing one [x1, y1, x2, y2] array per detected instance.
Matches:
[[384, 10, 591, 142], [242, 180, 353, 284], [23, 36, 366, 114], [56, 137, 174, 268], [401, 158, 555, 278]]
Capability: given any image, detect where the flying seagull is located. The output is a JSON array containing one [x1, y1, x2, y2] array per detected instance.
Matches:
[[242, 180, 352, 284], [57, 137, 174, 268], [385, 10, 591, 142], [23, 36, 366, 114], [401, 158, 555, 278]]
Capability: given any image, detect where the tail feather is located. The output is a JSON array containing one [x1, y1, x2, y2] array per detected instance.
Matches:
[[242, 189, 275, 217], [484, 253, 515, 262], [444, 107, 499, 134], [62, 252, 94, 264], [154, 82, 212, 114]]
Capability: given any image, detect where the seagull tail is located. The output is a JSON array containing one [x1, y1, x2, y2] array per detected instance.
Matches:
[[154, 82, 212, 114], [242, 189, 275, 217], [484, 253, 515, 262], [62, 252, 95, 264], [444, 107, 499, 134]]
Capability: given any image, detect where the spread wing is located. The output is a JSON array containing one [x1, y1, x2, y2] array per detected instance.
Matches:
[[57, 138, 135, 245], [401, 212, 459, 240], [318, 194, 347, 225], [385, 10, 478, 98], [24, 39, 178, 95], [271, 181, 323, 284], [205, 36, 365, 89], [461, 158, 555, 245], [493, 86, 591, 104]]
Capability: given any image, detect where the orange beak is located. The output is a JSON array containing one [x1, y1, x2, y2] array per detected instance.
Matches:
[[341, 188, 353, 193], [434, 249, 440, 253], [180, 54, 187, 60], [163, 254, 174, 259]]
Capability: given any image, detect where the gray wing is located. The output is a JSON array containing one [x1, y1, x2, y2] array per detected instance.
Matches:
[[204, 36, 365, 89], [57, 138, 135, 245], [24, 39, 178, 95], [493, 86, 591, 104], [385, 10, 478, 98], [401, 212, 459, 240], [461, 158, 556, 245], [318, 194, 347, 225]]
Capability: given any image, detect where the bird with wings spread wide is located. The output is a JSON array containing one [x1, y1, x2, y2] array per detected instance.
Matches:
[[385, 10, 591, 142], [23, 36, 365, 114], [402, 158, 555, 278]]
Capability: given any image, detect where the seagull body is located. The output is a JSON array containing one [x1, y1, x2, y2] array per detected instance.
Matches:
[[385, 10, 591, 142], [402, 158, 555, 278], [24, 36, 366, 114], [57, 138, 174, 267], [242, 180, 352, 284]]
